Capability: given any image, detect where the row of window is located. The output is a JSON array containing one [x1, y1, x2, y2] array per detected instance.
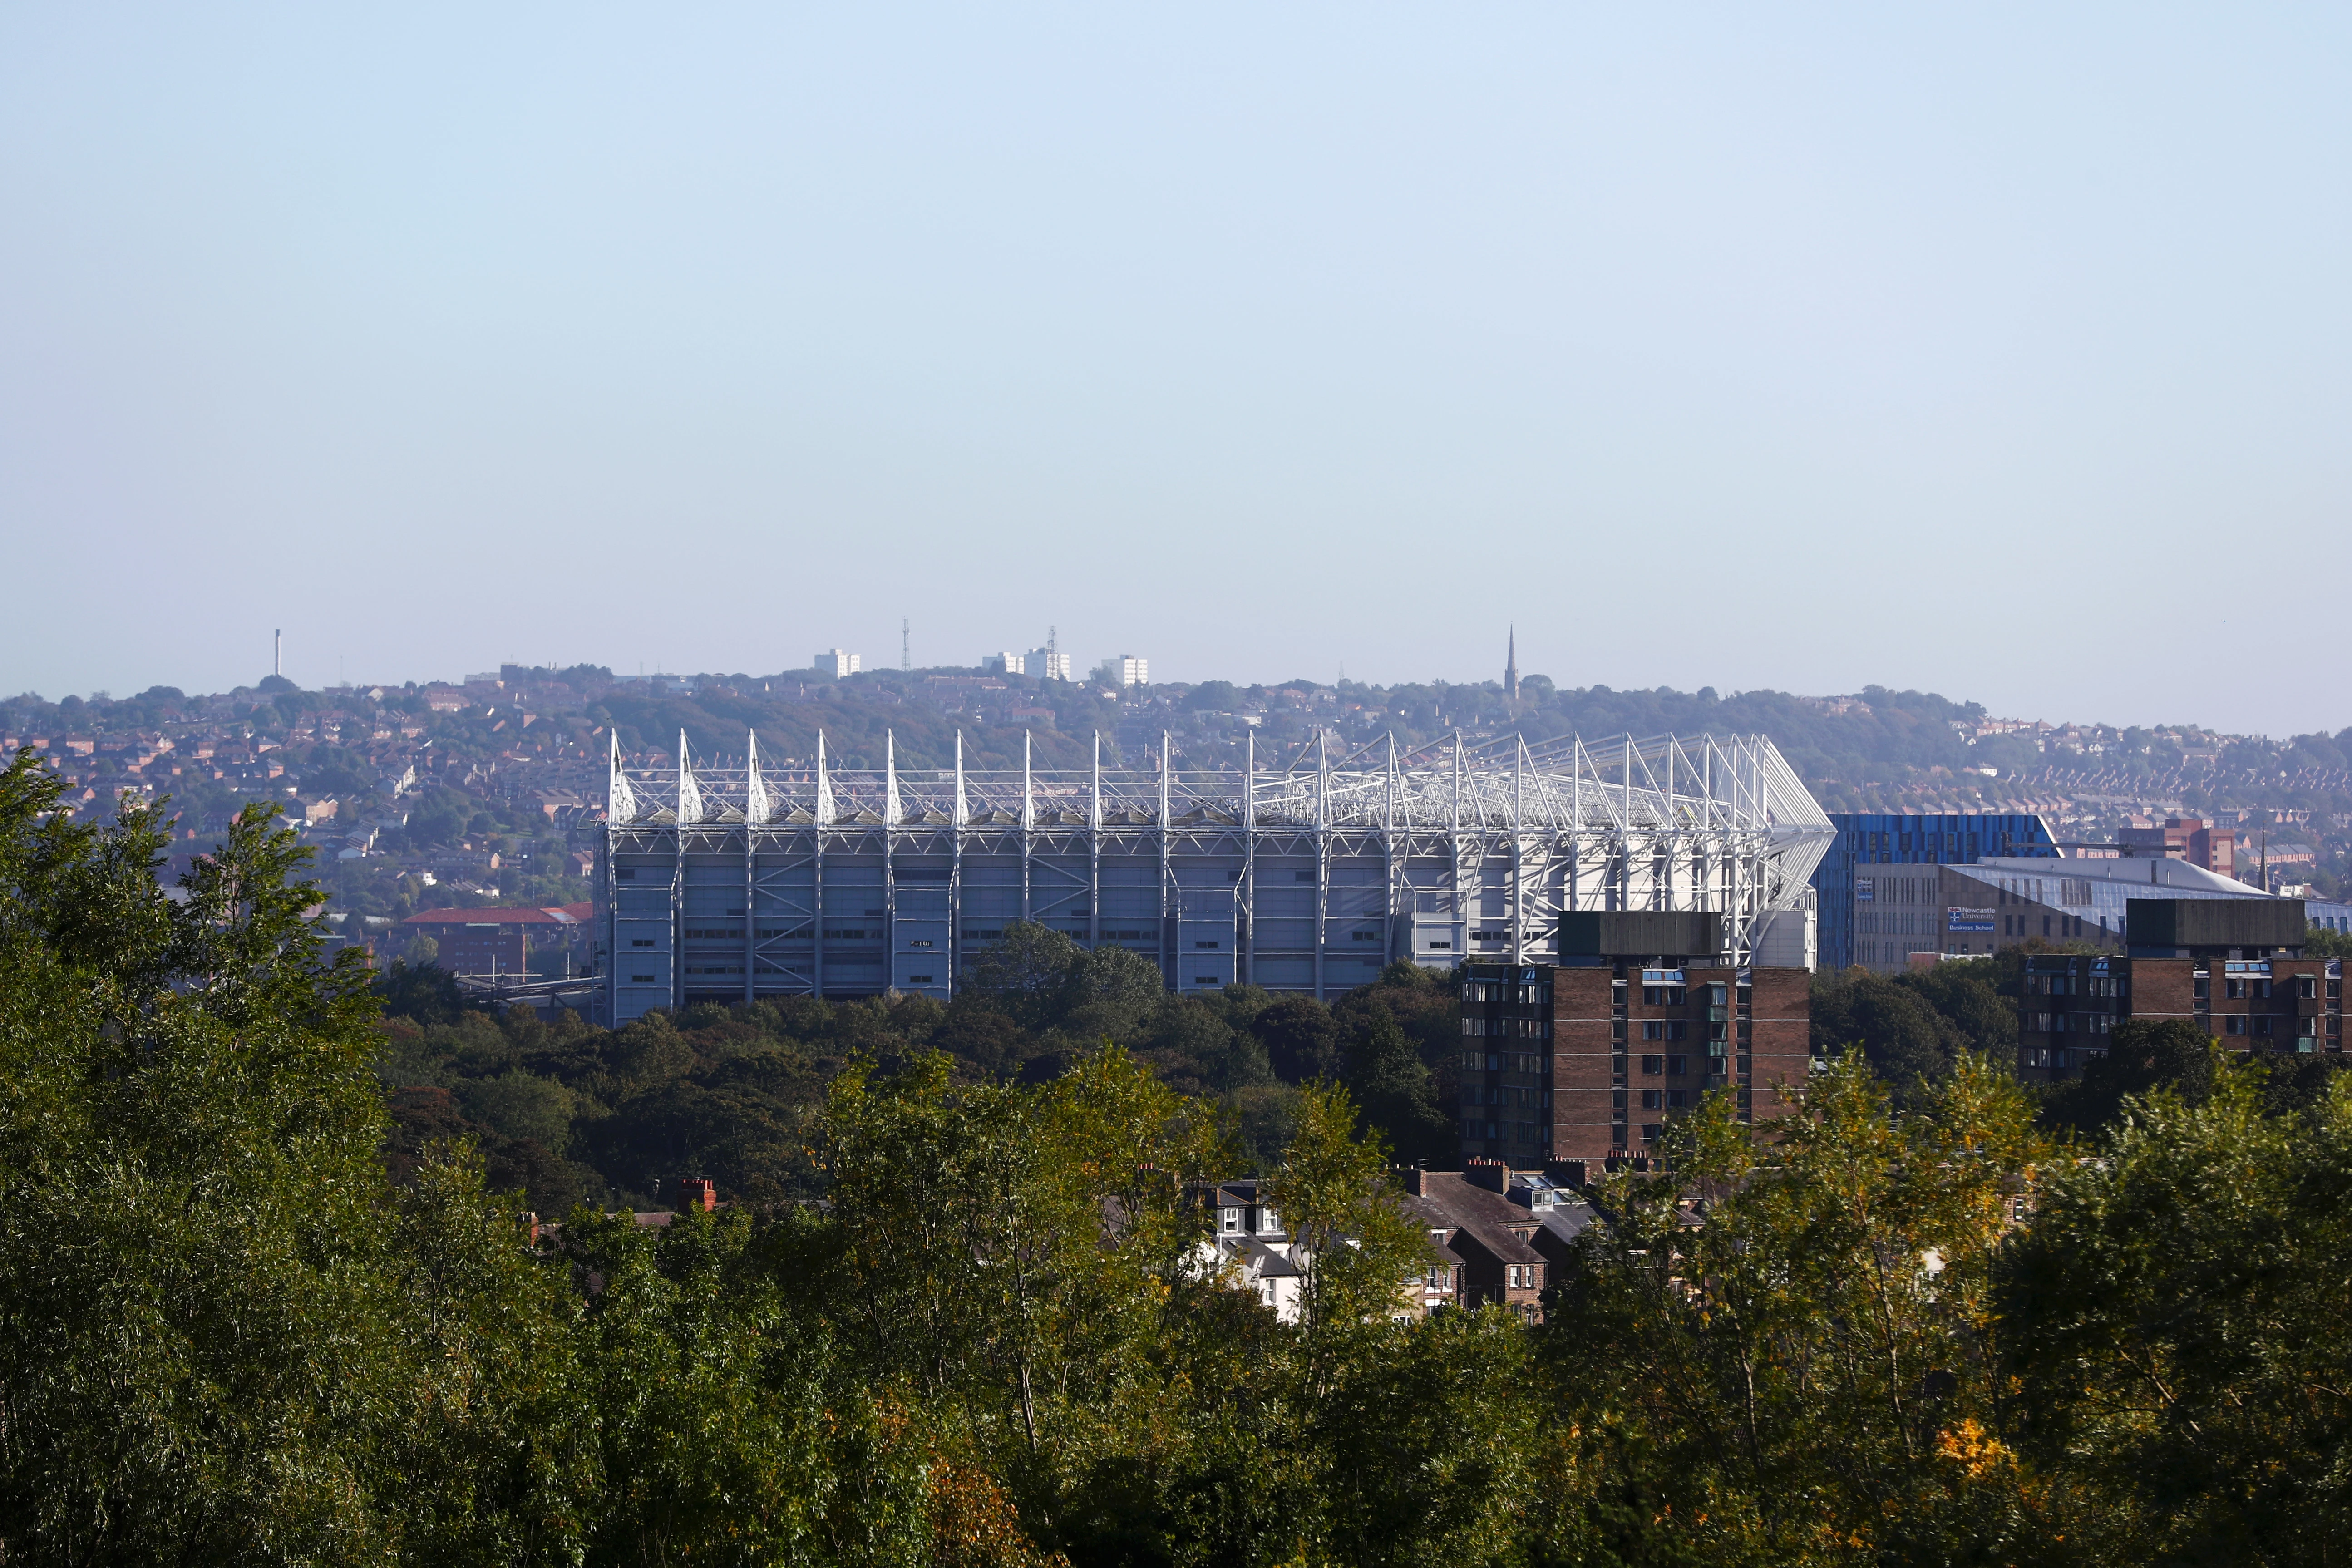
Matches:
[[1469, 1120, 1548, 1144], [1462, 1017, 1552, 1038], [2026, 975, 2125, 998], [1461, 982, 1553, 1004], [1462, 1051, 1548, 1074], [2029, 1012, 2115, 1035]]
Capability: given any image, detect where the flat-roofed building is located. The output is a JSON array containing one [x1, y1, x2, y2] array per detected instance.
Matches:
[[1459, 910, 1812, 1171], [1930, 856, 2352, 963], [2018, 898, 2343, 1083], [1815, 813, 2059, 972], [400, 902, 592, 977]]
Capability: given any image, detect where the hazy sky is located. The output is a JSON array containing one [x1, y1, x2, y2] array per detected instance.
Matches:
[[4, 5, 2347, 735]]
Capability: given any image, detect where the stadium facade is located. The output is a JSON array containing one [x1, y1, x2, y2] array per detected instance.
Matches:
[[595, 730, 1834, 1025]]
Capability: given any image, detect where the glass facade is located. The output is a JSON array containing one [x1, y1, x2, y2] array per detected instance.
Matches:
[[1811, 813, 2059, 971]]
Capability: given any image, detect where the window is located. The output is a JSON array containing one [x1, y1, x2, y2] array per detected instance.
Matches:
[[1194, 976, 1220, 985], [1641, 1124, 1663, 1142], [2194, 977, 2210, 1000], [630, 974, 655, 984], [1667, 1090, 1688, 1108], [1666, 1055, 1688, 1077], [615, 868, 636, 880], [1221, 1208, 1241, 1233], [1642, 1089, 1662, 1109], [2253, 1017, 2272, 1037], [1640, 1055, 1663, 1075], [907, 939, 934, 949], [907, 973, 933, 985], [1194, 939, 1220, 949], [2224, 1016, 2248, 1035], [1425, 1266, 1451, 1290], [631, 938, 655, 947]]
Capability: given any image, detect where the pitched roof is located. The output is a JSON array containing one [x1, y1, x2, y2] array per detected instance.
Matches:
[[404, 904, 587, 927]]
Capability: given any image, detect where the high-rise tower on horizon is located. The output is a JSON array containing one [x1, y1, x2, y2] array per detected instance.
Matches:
[[1504, 626, 1519, 701]]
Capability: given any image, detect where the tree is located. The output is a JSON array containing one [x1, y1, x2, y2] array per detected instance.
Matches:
[[962, 922, 1089, 1033], [406, 787, 470, 849], [1543, 1058, 2055, 1563], [561, 1204, 929, 1565], [2000, 1062, 2352, 1562], [1184, 681, 1238, 712], [2038, 1017, 2215, 1134], [0, 762, 399, 1556], [812, 1045, 1227, 1473], [377, 956, 463, 1023], [1810, 966, 1966, 1100], [1260, 1081, 1430, 1336], [1897, 959, 2017, 1069], [1252, 993, 1340, 1082], [1339, 1005, 1455, 1167]]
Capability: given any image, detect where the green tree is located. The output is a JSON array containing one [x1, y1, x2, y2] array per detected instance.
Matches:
[[962, 922, 1090, 1033], [2038, 1016, 2216, 1134], [1543, 1058, 2055, 1563], [562, 1204, 929, 1565], [2001, 1062, 2352, 1563], [0, 763, 404, 1559], [1261, 1081, 1431, 1337], [813, 1045, 1228, 1470], [1810, 966, 1966, 1100], [1339, 1005, 1455, 1166], [1253, 993, 1341, 1082], [1896, 958, 2017, 1069]]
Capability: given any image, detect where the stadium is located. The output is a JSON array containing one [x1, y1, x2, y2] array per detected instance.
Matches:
[[597, 730, 1834, 1024]]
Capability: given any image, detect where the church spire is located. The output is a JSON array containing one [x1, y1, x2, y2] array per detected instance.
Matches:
[[1505, 625, 1519, 701]]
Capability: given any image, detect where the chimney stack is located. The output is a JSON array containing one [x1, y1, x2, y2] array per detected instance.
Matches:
[[677, 1178, 717, 1213]]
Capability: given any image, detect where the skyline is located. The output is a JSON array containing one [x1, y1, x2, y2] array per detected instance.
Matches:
[[5, 5, 2347, 733], [15, 631, 2343, 749]]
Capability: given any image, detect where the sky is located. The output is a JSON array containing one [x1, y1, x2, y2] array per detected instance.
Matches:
[[3, 5, 2347, 736]]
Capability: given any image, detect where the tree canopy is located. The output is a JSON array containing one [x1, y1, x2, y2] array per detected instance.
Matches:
[[6, 751, 2352, 1563]]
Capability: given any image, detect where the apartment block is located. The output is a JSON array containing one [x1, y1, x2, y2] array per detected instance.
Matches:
[[1460, 911, 1812, 1171], [2117, 815, 2236, 878], [2018, 897, 2343, 1082]]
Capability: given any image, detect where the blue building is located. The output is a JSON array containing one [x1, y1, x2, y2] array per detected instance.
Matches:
[[1812, 813, 2061, 971]]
